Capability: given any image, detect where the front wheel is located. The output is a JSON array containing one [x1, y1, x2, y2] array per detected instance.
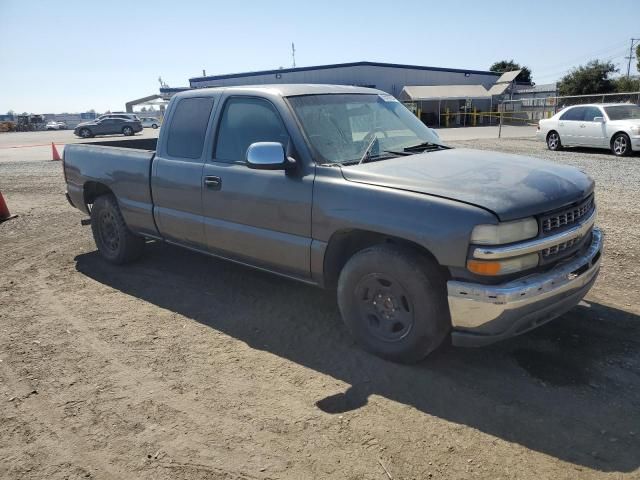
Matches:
[[90, 194, 145, 264], [122, 126, 134, 136], [337, 245, 450, 363], [151, 124, 158, 129], [547, 131, 562, 151], [78, 128, 92, 138], [611, 133, 631, 157]]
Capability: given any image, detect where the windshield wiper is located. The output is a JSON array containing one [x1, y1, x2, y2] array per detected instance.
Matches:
[[403, 141, 448, 152], [358, 134, 379, 164]]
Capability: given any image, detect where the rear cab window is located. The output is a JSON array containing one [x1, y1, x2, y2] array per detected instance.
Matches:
[[167, 97, 215, 159]]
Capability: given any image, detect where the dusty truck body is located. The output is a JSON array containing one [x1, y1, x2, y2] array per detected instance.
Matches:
[[63, 85, 602, 363]]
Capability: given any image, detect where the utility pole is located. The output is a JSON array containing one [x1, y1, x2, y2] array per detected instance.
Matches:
[[291, 42, 296, 68], [626, 38, 639, 78]]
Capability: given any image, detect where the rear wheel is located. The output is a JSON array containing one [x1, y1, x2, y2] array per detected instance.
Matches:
[[337, 244, 450, 363], [90, 194, 144, 264], [122, 126, 134, 136], [152, 124, 158, 129], [611, 133, 631, 156], [547, 130, 562, 151]]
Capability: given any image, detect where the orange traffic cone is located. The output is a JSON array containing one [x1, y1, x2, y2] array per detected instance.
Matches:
[[51, 142, 61, 161], [0, 191, 17, 223]]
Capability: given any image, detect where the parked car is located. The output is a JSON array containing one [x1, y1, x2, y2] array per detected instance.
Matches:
[[140, 117, 161, 129], [73, 117, 142, 138], [46, 121, 61, 130], [64, 85, 601, 363], [57, 121, 67, 130], [538, 103, 640, 156]]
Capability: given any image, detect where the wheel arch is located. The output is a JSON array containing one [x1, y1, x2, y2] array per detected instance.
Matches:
[[610, 131, 630, 146], [546, 129, 559, 140], [322, 229, 447, 289], [83, 181, 114, 208]]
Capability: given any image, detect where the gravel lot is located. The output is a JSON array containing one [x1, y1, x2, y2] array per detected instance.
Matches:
[[1, 133, 639, 479]]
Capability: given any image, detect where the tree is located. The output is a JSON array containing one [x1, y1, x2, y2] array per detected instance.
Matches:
[[7, 110, 15, 116], [614, 75, 640, 93], [489, 60, 532, 83], [557, 60, 617, 96]]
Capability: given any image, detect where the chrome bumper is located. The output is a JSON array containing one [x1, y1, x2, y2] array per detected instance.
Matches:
[[448, 228, 602, 347]]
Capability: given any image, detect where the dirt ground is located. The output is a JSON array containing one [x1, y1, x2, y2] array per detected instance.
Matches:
[[1, 134, 639, 479]]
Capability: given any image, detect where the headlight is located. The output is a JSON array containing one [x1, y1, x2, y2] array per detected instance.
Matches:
[[630, 125, 640, 134], [470, 217, 538, 245], [467, 253, 539, 276]]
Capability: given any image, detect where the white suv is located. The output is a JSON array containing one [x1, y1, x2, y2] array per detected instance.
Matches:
[[537, 103, 640, 156]]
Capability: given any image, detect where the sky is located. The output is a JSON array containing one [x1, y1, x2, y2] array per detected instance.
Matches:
[[1, 0, 638, 113]]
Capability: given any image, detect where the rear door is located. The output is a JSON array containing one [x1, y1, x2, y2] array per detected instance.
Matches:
[[201, 95, 313, 278], [151, 96, 216, 248], [558, 106, 585, 144]]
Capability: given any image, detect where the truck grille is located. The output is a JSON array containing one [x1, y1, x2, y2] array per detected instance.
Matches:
[[541, 237, 581, 258], [541, 196, 594, 234]]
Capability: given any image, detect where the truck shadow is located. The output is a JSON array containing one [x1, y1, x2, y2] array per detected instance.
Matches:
[[75, 242, 640, 473]]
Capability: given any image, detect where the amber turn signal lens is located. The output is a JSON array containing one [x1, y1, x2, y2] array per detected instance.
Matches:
[[467, 260, 502, 275]]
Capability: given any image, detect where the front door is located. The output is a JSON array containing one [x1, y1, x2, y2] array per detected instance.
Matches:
[[202, 96, 313, 278]]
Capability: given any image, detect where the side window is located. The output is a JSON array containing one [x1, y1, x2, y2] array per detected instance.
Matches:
[[214, 97, 289, 162], [582, 107, 603, 121], [560, 107, 585, 121], [166, 97, 215, 159]]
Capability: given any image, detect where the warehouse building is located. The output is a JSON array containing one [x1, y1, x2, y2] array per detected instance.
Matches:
[[188, 61, 517, 127]]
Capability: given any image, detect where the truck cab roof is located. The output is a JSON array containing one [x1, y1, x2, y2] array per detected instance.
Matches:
[[174, 84, 384, 100]]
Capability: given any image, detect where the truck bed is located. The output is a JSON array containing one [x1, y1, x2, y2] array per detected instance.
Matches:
[[79, 137, 158, 151], [64, 142, 159, 237]]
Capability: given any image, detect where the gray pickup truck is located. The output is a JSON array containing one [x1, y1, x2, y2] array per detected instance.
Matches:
[[64, 85, 602, 363]]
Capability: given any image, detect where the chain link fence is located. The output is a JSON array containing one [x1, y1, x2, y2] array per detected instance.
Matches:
[[498, 91, 640, 126]]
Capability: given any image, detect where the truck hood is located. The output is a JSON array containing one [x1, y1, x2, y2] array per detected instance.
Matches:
[[340, 148, 594, 221]]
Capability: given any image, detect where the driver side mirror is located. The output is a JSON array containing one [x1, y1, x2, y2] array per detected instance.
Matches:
[[246, 142, 294, 170], [593, 116, 605, 123]]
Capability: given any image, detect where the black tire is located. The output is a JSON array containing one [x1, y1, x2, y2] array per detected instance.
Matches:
[[152, 124, 158, 129], [122, 126, 134, 136], [546, 130, 562, 151], [90, 194, 144, 264], [611, 133, 631, 157], [337, 244, 450, 363], [78, 128, 92, 138]]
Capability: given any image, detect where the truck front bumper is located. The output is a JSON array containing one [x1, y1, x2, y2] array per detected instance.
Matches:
[[447, 228, 602, 347]]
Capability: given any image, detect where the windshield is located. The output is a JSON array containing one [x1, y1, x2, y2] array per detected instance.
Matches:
[[288, 94, 443, 164], [604, 104, 640, 121]]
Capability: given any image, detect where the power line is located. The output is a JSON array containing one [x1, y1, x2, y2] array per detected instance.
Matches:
[[534, 39, 629, 74], [534, 49, 630, 82]]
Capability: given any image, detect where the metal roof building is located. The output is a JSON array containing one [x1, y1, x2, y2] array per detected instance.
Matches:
[[188, 61, 501, 99]]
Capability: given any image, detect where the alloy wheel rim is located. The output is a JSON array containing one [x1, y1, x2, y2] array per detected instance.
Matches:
[[548, 134, 558, 149], [355, 273, 415, 342], [614, 137, 627, 154]]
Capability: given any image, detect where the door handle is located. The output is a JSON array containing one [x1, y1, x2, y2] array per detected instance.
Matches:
[[579, 124, 586, 128], [204, 175, 221, 189]]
